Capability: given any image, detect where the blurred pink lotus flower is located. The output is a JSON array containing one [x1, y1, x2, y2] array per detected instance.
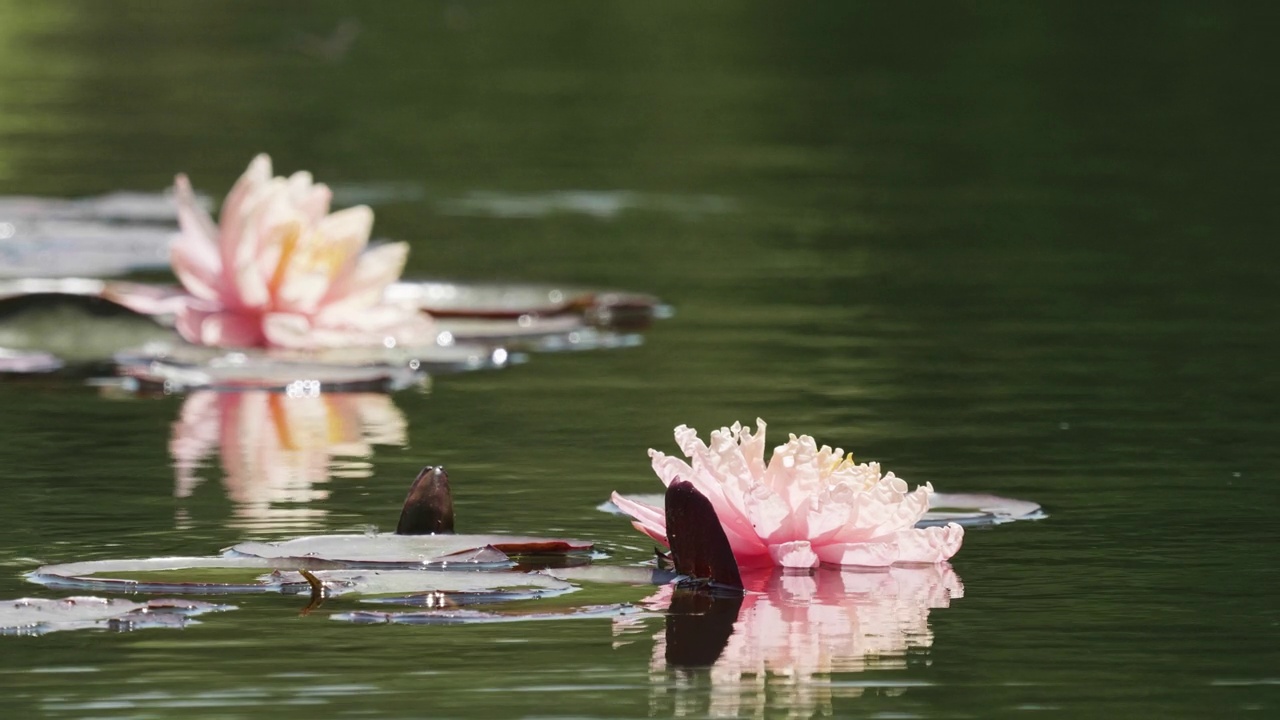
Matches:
[[170, 154, 434, 349], [612, 420, 964, 569], [170, 390, 406, 531]]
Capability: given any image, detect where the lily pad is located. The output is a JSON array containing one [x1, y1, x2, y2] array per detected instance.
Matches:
[[0, 596, 234, 636], [27, 556, 346, 595], [544, 566, 680, 586], [0, 190, 204, 225], [258, 569, 573, 600], [24, 555, 581, 600], [0, 276, 669, 381], [113, 345, 442, 392], [917, 492, 1047, 527], [601, 491, 1046, 528], [0, 222, 174, 279], [386, 280, 668, 331], [0, 348, 62, 373], [226, 533, 593, 567]]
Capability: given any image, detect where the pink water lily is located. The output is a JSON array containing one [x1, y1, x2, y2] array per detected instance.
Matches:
[[611, 420, 964, 569], [170, 154, 434, 349]]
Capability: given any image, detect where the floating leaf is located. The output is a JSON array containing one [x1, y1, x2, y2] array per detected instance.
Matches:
[[387, 280, 667, 331], [226, 533, 592, 567], [25, 554, 579, 602], [0, 190, 205, 225], [917, 492, 1047, 527], [331, 603, 637, 626], [258, 569, 573, 600], [113, 344, 442, 392], [603, 491, 1046, 528], [0, 284, 177, 364], [27, 556, 345, 595], [0, 348, 62, 373], [0, 596, 234, 636], [543, 566, 679, 586], [0, 276, 666, 378]]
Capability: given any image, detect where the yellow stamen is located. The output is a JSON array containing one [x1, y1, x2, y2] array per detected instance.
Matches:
[[267, 221, 302, 297]]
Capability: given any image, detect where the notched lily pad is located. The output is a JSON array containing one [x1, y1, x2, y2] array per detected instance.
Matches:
[[0, 596, 234, 636], [331, 603, 637, 626], [259, 569, 574, 602], [226, 533, 593, 568], [26, 556, 577, 603], [26, 556, 346, 595]]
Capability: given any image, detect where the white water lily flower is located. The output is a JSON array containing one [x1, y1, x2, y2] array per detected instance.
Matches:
[[612, 419, 964, 569]]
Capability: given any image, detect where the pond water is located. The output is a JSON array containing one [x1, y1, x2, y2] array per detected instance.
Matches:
[[1, 2, 1277, 718]]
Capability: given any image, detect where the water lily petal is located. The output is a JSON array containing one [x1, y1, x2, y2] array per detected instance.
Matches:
[[272, 206, 372, 314], [878, 523, 965, 564], [322, 240, 408, 315], [177, 306, 267, 348], [171, 175, 223, 302], [609, 492, 667, 545], [218, 154, 273, 228]]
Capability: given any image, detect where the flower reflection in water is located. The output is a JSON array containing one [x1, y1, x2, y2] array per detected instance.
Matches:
[[623, 564, 963, 718], [170, 389, 407, 532]]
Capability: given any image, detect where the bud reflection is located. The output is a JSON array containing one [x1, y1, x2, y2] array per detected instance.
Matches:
[[169, 391, 406, 532]]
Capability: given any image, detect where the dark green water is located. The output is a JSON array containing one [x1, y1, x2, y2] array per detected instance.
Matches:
[[1, 1, 1278, 717]]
